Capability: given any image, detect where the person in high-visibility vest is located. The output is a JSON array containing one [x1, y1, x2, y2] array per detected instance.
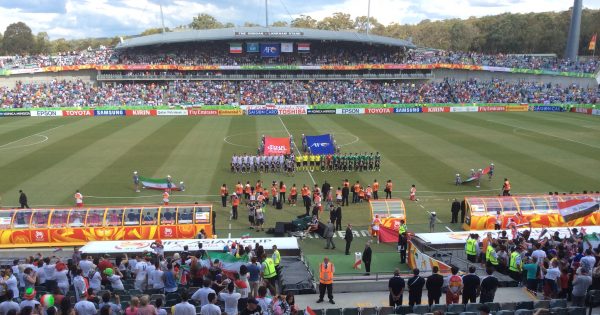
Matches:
[[465, 233, 479, 263], [162, 190, 169, 205], [486, 243, 499, 268], [74, 190, 84, 207], [317, 257, 335, 304], [398, 219, 407, 235], [220, 184, 228, 207], [261, 254, 278, 296], [508, 247, 523, 282], [272, 245, 281, 276]]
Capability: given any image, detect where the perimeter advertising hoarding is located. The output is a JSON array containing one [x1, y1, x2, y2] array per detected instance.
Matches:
[[94, 110, 126, 116], [125, 109, 157, 116], [248, 109, 279, 115], [0, 111, 31, 117], [335, 108, 365, 115], [423, 106, 450, 113], [532, 106, 563, 112], [478, 106, 506, 112], [450, 106, 478, 112], [218, 109, 243, 116], [63, 110, 94, 116], [277, 105, 308, 115], [365, 107, 393, 114], [187, 109, 218, 116], [156, 109, 188, 116], [505, 105, 529, 112], [307, 109, 336, 114], [30, 110, 63, 117], [394, 107, 422, 113]]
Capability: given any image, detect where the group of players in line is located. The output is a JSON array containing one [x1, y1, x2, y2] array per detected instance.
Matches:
[[230, 152, 382, 174]]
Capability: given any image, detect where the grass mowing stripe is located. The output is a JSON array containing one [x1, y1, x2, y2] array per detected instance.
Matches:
[[414, 114, 600, 191], [0, 117, 123, 194], [530, 112, 600, 132], [0, 118, 69, 145], [70, 117, 198, 205]]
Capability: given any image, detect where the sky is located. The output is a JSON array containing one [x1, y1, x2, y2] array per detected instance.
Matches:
[[0, 0, 599, 39]]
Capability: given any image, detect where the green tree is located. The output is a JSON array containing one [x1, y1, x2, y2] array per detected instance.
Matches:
[[33, 32, 50, 54], [190, 13, 223, 29], [271, 21, 288, 27], [354, 16, 383, 33], [0, 32, 3, 55], [141, 27, 169, 36], [291, 15, 317, 28], [243, 22, 261, 27], [224, 22, 235, 28], [2, 22, 34, 54], [317, 12, 354, 31], [50, 38, 73, 53]]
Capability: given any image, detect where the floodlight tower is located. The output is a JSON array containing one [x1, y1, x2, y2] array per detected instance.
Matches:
[[565, 0, 583, 60]]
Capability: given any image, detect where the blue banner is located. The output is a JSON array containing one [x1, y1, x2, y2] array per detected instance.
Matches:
[[246, 43, 259, 53], [94, 110, 126, 116], [394, 107, 422, 113], [260, 43, 280, 57], [532, 106, 563, 112], [0, 111, 31, 117], [248, 109, 278, 116], [306, 134, 335, 155]]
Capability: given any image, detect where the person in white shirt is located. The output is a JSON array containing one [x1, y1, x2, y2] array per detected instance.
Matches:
[[3, 268, 19, 300], [79, 256, 94, 277], [74, 299, 98, 315], [73, 269, 87, 302], [0, 290, 20, 315], [19, 288, 41, 313], [11, 260, 20, 290], [54, 263, 70, 295], [35, 261, 46, 286], [134, 257, 149, 291], [256, 286, 272, 315], [173, 291, 196, 315], [531, 244, 546, 265], [200, 293, 221, 315], [542, 260, 561, 299], [90, 268, 103, 293], [219, 282, 241, 315], [105, 268, 125, 291], [580, 249, 597, 271], [43, 257, 57, 292], [149, 262, 165, 291], [191, 279, 216, 307]]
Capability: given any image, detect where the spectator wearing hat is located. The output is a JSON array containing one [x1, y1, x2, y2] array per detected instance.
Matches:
[[240, 298, 262, 315], [20, 288, 41, 313]]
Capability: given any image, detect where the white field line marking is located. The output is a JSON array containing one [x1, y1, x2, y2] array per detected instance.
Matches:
[[0, 135, 48, 151], [337, 134, 360, 147], [488, 119, 600, 149], [0, 125, 63, 149], [86, 194, 221, 199], [445, 226, 454, 232], [278, 116, 316, 184]]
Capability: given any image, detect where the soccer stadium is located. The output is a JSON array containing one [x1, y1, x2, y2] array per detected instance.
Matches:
[[0, 0, 599, 314]]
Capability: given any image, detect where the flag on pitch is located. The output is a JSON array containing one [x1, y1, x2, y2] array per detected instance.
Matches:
[[139, 176, 180, 191], [558, 198, 599, 222], [305, 134, 334, 155], [589, 34, 597, 51], [263, 136, 291, 155]]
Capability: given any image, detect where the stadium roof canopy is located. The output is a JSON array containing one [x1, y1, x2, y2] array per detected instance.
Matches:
[[116, 26, 415, 49]]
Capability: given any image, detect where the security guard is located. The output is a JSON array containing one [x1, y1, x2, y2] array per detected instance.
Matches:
[[316, 257, 335, 304], [486, 243, 499, 268], [508, 247, 523, 282], [272, 245, 281, 275], [465, 234, 479, 263], [261, 253, 278, 295], [398, 219, 407, 235]]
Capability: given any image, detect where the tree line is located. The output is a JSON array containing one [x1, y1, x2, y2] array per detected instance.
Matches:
[[1, 9, 599, 57]]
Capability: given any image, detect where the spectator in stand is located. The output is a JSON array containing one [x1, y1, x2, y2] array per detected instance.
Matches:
[[462, 266, 480, 304], [174, 290, 196, 315], [192, 279, 216, 307], [571, 268, 592, 306], [388, 269, 405, 307], [426, 266, 444, 306], [407, 268, 425, 307], [479, 267, 499, 303], [200, 293, 221, 315]]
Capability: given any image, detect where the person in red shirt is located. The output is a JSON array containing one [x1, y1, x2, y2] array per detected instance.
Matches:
[[290, 184, 298, 206]]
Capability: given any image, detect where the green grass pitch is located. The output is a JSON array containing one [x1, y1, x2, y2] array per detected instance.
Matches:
[[1, 112, 599, 239]]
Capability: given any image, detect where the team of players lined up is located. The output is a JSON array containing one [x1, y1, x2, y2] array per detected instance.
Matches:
[[230, 153, 382, 174]]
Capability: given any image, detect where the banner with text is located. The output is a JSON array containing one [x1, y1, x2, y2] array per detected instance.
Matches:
[[306, 134, 335, 155], [263, 136, 291, 155]]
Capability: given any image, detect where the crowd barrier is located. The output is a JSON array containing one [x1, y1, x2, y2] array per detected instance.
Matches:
[[0, 104, 589, 117], [1, 63, 595, 78]]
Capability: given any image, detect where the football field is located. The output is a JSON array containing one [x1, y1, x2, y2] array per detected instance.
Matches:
[[0, 112, 599, 235]]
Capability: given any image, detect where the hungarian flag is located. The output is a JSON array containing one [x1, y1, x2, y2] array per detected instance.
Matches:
[[140, 176, 180, 191], [558, 198, 599, 222], [590, 34, 597, 51]]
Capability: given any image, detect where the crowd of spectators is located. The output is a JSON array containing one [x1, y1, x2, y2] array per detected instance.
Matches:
[[1, 78, 598, 108], [0, 243, 296, 315], [1, 45, 598, 73]]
